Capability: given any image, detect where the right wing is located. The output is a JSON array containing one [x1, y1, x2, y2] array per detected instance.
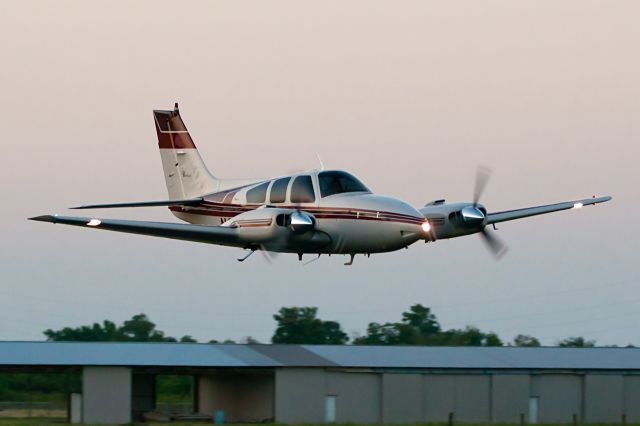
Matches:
[[29, 214, 242, 247], [486, 196, 611, 224]]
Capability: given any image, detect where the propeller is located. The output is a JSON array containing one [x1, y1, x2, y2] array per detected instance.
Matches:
[[259, 247, 278, 264], [479, 228, 508, 259], [471, 165, 509, 260], [473, 165, 492, 206]]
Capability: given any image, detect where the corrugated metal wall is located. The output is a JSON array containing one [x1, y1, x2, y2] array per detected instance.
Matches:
[[272, 368, 640, 424], [82, 367, 131, 424], [491, 374, 529, 422], [624, 376, 640, 422], [327, 371, 380, 423]]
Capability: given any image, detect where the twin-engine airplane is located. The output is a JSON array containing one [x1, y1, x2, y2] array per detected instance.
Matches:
[[30, 104, 611, 265]]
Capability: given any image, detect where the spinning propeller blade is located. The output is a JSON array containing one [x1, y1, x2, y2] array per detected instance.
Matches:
[[472, 165, 508, 259], [259, 247, 279, 264], [479, 228, 508, 259], [474, 165, 492, 206]]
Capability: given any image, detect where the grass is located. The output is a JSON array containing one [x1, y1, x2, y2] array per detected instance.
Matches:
[[0, 419, 66, 426], [1, 418, 638, 426]]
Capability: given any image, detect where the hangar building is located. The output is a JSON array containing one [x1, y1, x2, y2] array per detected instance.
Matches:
[[1, 342, 639, 424]]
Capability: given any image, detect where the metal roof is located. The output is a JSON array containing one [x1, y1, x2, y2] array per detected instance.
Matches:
[[1, 341, 639, 370], [303, 345, 640, 370]]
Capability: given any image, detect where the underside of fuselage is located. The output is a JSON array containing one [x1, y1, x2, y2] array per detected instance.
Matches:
[[169, 200, 425, 254]]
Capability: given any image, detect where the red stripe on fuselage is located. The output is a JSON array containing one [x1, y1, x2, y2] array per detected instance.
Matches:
[[198, 200, 424, 221], [169, 203, 424, 226]]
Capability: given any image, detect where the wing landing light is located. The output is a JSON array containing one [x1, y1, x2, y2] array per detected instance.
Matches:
[[28, 215, 239, 246], [486, 196, 611, 224]]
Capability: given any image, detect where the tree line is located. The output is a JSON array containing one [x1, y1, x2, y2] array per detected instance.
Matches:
[[0, 305, 616, 402], [43, 304, 603, 348]]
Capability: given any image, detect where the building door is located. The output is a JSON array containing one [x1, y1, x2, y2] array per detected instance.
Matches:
[[325, 395, 337, 423], [529, 397, 539, 424]]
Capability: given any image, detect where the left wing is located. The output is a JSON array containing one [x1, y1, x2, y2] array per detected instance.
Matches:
[[487, 196, 611, 224], [29, 215, 242, 247], [70, 198, 203, 209]]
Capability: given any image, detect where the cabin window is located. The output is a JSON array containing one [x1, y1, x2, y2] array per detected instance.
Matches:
[[246, 182, 269, 204], [318, 171, 369, 198], [290, 175, 316, 203], [269, 177, 290, 203]]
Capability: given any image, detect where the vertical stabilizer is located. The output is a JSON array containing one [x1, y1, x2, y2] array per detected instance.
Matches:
[[154, 103, 219, 199]]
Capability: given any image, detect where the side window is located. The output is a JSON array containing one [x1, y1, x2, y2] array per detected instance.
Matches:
[[269, 177, 290, 203], [246, 182, 269, 204], [291, 175, 316, 203]]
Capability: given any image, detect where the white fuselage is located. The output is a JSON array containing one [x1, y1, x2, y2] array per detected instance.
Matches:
[[168, 170, 427, 254]]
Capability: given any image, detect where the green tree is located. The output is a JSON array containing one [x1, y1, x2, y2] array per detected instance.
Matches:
[[398, 304, 442, 344], [44, 320, 122, 342], [272, 307, 348, 344], [434, 326, 503, 346], [557, 336, 596, 347], [0, 373, 81, 403], [512, 334, 541, 347], [353, 322, 402, 345], [353, 305, 502, 346], [121, 314, 175, 342], [44, 314, 178, 342], [156, 375, 193, 404], [353, 304, 442, 345]]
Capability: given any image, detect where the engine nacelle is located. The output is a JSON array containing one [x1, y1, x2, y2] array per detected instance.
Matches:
[[419, 201, 487, 240], [222, 207, 330, 252]]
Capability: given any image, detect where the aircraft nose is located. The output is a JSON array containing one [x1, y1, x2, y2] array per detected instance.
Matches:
[[366, 195, 422, 216]]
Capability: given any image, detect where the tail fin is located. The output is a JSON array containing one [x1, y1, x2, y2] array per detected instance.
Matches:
[[154, 103, 220, 199]]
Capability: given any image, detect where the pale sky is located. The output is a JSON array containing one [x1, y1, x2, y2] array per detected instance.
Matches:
[[1, 1, 638, 345]]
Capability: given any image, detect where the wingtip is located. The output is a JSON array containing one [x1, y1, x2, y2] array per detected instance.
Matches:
[[592, 195, 612, 204], [28, 215, 56, 223]]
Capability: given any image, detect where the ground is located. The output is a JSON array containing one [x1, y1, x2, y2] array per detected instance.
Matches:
[[1, 419, 639, 426]]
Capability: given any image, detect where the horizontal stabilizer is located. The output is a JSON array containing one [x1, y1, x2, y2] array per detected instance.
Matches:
[[487, 196, 612, 224], [70, 198, 203, 210]]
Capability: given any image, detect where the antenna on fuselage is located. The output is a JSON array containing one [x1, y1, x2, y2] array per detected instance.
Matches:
[[315, 152, 325, 171]]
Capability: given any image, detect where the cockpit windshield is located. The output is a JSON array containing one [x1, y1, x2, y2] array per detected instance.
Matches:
[[318, 171, 369, 198]]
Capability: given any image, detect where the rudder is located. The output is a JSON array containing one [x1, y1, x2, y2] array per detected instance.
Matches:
[[154, 103, 219, 199]]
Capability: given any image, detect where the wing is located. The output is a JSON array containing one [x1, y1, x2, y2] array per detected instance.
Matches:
[[29, 214, 242, 247], [486, 196, 611, 224], [70, 198, 203, 209]]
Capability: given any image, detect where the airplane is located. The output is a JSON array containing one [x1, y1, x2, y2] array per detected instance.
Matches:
[[30, 103, 611, 265]]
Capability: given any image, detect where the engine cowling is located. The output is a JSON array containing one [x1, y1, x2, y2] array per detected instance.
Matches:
[[419, 201, 487, 240], [419, 167, 509, 258], [222, 208, 329, 252]]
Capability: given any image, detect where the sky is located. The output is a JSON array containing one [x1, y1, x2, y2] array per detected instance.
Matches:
[[1, 1, 638, 345]]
